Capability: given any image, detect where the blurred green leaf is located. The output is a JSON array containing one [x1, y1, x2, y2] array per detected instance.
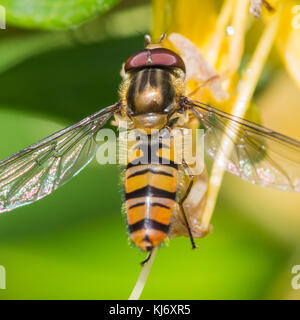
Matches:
[[0, 0, 121, 30], [0, 3, 150, 74], [0, 36, 144, 121], [0, 33, 72, 73]]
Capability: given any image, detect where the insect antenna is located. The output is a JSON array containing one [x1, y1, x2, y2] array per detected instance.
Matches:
[[144, 34, 152, 46], [158, 33, 166, 43], [144, 33, 166, 47]]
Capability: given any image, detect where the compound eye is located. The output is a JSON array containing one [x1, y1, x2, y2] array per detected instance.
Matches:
[[124, 48, 185, 72], [124, 50, 148, 72]]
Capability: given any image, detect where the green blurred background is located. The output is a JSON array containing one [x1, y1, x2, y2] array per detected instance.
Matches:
[[0, 0, 299, 300]]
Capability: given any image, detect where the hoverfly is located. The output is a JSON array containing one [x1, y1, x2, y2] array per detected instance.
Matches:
[[0, 35, 300, 265]]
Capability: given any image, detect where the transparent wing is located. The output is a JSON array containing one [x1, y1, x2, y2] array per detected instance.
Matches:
[[183, 98, 300, 192], [0, 103, 119, 213]]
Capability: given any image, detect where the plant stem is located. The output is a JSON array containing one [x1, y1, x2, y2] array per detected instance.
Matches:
[[206, 0, 234, 67], [128, 247, 158, 300], [228, 0, 250, 77], [201, 11, 280, 229]]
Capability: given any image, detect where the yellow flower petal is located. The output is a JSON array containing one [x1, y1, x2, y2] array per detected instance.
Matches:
[[152, 0, 218, 48], [276, 0, 300, 89]]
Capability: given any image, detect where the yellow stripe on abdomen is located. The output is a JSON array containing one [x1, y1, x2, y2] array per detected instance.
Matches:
[[125, 164, 178, 251], [124, 132, 179, 252]]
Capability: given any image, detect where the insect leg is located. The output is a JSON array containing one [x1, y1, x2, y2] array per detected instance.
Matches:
[[180, 160, 198, 249], [140, 250, 153, 266], [179, 180, 198, 250]]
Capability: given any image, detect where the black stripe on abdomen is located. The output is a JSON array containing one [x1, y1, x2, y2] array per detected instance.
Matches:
[[125, 185, 176, 200], [127, 168, 173, 179], [151, 202, 170, 209], [127, 158, 178, 169], [128, 218, 170, 233], [128, 202, 145, 209]]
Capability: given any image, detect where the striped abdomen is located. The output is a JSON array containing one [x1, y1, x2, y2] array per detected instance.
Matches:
[[125, 138, 178, 251]]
